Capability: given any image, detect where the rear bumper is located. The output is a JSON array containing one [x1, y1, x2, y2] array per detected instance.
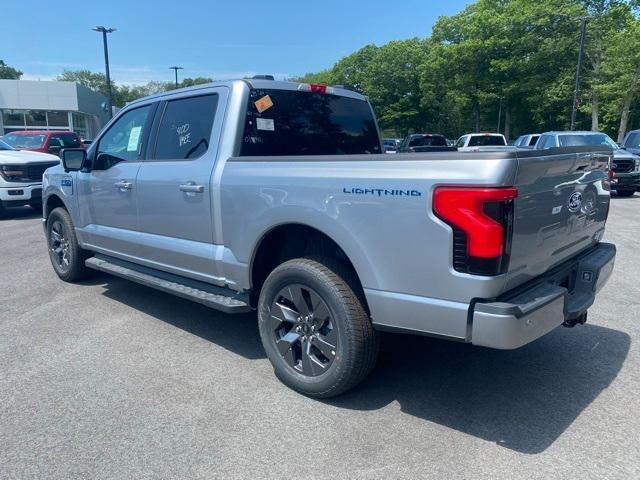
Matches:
[[471, 242, 616, 349]]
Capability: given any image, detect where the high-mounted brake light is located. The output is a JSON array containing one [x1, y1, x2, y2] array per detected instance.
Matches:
[[433, 186, 518, 275], [309, 83, 328, 94]]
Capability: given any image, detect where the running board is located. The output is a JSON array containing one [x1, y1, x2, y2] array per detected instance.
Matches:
[[85, 255, 251, 314]]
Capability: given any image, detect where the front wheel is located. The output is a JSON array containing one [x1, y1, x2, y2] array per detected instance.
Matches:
[[46, 207, 91, 282], [258, 258, 379, 398]]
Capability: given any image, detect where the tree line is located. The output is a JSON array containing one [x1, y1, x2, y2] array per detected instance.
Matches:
[[56, 70, 213, 107], [296, 0, 640, 141]]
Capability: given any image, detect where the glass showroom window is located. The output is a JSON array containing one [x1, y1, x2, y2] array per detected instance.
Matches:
[[71, 112, 88, 139], [25, 110, 47, 127], [47, 111, 69, 127], [2, 109, 26, 127]]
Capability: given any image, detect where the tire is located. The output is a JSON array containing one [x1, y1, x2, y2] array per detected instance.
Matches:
[[46, 207, 91, 282], [258, 257, 379, 398], [0, 201, 5, 218], [615, 189, 635, 197]]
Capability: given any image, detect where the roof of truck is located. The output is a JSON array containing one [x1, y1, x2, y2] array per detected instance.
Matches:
[[126, 79, 367, 107]]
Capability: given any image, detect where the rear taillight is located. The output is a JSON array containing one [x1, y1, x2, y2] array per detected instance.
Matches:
[[433, 186, 518, 276]]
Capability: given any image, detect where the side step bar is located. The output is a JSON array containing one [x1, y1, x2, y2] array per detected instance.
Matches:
[[85, 255, 251, 314]]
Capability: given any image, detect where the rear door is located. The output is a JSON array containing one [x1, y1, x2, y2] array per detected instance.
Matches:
[[135, 87, 227, 282], [76, 103, 155, 258]]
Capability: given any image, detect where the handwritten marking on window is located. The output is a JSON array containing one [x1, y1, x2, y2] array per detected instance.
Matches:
[[176, 123, 191, 147]]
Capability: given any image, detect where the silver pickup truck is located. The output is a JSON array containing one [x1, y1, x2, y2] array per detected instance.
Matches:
[[42, 79, 616, 397]]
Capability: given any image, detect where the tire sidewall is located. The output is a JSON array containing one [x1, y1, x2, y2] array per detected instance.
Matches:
[[258, 260, 357, 396], [46, 208, 82, 281]]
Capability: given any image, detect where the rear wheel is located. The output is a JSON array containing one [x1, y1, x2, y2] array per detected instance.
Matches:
[[258, 257, 379, 398], [615, 189, 635, 197], [46, 207, 91, 282]]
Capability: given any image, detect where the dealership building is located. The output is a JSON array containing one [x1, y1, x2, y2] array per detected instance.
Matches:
[[0, 79, 110, 140]]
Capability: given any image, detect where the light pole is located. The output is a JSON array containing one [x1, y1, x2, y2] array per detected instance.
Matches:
[[169, 66, 184, 88], [93, 26, 116, 119], [570, 17, 588, 131]]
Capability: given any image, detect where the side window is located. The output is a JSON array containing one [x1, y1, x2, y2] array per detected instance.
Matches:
[[154, 94, 218, 160], [456, 136, 467, 148], [537, 135, 552, 149], [49, 137, 64, 147], [52, 134, 81, 148], [95, 105, 151, 170], [624, 132, 640, 148]]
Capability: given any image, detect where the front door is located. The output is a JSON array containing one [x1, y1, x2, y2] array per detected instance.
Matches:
[[76, 104, 154, 259], [135, 89, 226, 283]]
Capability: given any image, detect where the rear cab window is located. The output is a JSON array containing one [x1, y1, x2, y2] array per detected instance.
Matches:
[[240, 88, 381, 156], [467, 135, 506, 147], [408, 135, 447, 147]]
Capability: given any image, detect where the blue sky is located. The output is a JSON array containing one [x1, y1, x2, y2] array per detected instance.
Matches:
[[4, 0, 470, 85]]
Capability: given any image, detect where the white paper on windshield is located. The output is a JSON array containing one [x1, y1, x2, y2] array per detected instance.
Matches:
[[127, 126, 142, 151], [256, 118, 275, 131]]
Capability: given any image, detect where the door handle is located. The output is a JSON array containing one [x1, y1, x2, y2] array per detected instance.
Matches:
[[114, 180, 133, 191], [179, 183, 204, 194]]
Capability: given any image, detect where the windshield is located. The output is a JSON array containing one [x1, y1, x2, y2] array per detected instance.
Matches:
[[0, 139, 14, 150], [624, 132, 640, 148], [558, 133, 618, 149], [4, 133, 47, 149], [409, 135, 447, 147], [467, 135, 506, 147]]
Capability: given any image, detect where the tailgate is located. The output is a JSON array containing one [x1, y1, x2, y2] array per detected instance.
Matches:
[[504, 147, 611, 290]]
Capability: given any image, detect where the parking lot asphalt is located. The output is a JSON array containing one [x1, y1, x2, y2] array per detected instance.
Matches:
[[1, 198, 639, 480]]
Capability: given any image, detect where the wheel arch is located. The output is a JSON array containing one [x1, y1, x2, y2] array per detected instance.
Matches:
[[249, 222, 373, 310], [44, 193, 68, 219]]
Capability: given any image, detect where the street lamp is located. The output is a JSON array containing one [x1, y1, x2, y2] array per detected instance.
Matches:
[[169, 66, 184, 88], [93, 26, 116, 119]]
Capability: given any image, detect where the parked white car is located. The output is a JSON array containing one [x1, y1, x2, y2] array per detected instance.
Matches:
[[456, 133, 513, 151], [0, 139, 60, 216]]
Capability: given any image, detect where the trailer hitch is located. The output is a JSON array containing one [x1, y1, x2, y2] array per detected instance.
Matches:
[[563, 311, 588, 328]]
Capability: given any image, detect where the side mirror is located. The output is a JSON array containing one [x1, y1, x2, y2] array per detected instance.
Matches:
[[60, 148, 87, 172]]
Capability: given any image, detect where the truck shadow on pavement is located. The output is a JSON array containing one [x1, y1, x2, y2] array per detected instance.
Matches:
[[96, 276, 629, 456], [331, 325, 630, 455]]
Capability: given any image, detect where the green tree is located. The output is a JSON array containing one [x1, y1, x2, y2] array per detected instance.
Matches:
[[0, 60, 23, 79], [57, 69, 112, 97]]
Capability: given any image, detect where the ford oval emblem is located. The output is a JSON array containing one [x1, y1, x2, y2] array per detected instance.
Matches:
[[568, 191, 583, 212]]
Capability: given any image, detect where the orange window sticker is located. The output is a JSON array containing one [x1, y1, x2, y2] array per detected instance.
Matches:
[[254, 95, 274, 113]]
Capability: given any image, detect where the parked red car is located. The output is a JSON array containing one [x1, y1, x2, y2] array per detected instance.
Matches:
[[3, 130, 84, 156]]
